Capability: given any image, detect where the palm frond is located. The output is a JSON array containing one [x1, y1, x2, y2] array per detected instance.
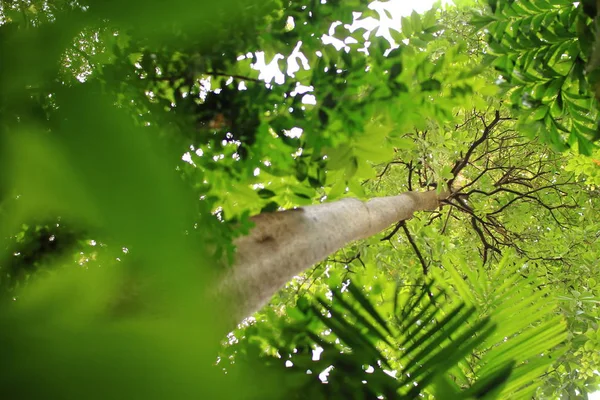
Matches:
[[287, 260, 566, 399]]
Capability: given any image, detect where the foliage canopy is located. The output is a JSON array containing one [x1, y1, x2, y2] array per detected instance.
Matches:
[[1, 0, 599, 399]]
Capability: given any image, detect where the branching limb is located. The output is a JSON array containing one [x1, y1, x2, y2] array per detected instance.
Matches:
[[401, 221, 429, 275], [326, 252, 365, 269], [470, 216, 501, 264], [381, 220, 404, 242], [448, 110, 502, 189], [205, 70, 262, 83]]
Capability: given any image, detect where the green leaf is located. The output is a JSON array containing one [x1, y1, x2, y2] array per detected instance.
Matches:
[[295, 159, 308, 181], [401, 15, 413, 37]]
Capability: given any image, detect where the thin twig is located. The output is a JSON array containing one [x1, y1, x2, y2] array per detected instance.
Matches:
[[205, 70, 262, 83]]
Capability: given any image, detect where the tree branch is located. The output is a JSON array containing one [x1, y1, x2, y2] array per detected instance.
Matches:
[[205, 70, 263, 83], [448, 110, 502, 189], [381, 220, 404, 241], [401, 221, 429, 275]]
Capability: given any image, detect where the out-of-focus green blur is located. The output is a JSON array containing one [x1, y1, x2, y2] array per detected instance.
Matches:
[[0, 1, 284, 398]]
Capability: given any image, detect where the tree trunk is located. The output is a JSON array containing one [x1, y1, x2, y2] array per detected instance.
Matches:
[[216, 190, 449, 322]]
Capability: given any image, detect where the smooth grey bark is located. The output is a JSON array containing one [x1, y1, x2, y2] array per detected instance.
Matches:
[[216, 190, 449, 323]]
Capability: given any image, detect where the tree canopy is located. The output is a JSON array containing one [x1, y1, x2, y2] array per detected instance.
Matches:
[[1, 0, 599, 398]]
